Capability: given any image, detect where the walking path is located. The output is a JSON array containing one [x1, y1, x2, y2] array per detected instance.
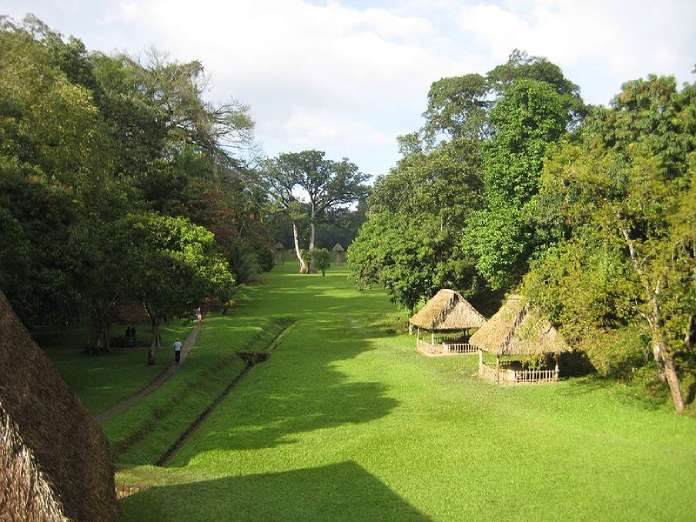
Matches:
[[95, 323, 202, 424]]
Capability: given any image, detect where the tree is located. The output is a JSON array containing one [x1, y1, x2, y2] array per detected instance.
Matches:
[[524, 76, 696, 412], [311, 248, 331, 277], [423, 73, 490, 142], [262, 150, 368, 273], [123, 212, 235, 365], [349, 138, 484, 312], [464, 78, 579, 290]]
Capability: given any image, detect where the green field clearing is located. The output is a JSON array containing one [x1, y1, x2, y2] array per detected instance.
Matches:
[[83, 264, 696, 521]]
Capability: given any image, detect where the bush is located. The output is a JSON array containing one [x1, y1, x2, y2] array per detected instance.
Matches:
[[581, 326, 649, 378], [312, 248, 331, 276], [255, 246, 275, 273], [227, 241, 261, 284]]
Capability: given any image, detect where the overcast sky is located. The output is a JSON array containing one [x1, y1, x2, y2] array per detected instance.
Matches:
[[4, 0, 696, 177]]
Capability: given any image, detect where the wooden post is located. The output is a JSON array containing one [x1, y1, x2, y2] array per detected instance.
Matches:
[[495, 356, 500, 384], [478, 350, 483, 376]]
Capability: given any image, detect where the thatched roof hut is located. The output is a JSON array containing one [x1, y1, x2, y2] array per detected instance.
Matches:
[[332, 243, 346, 263], [470, 295, 569, 356], [0, 291, 120, 521], [410, 289, 486, 331], [273, 241, 285, 251]]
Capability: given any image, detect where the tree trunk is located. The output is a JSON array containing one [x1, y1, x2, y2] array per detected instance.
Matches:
[[663, 356, 685, 414], [308, 208, 316, 273], [89, 306, 110, 355], [103, 317, 111, 353], [292, 221, 308, 273], [148, 318, 161, 366], [653, 332, 685, 413]]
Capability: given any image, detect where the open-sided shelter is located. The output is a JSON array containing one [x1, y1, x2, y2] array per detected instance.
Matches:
[[0, 290, 120, 521], [332, 243, 346, 263], [470, 295, 570, 383], [409, 289, 487, 356]]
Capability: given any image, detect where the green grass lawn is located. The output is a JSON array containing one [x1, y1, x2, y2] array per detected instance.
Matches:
[[109, 264, 696, 521], [40, 320, 193, 415]]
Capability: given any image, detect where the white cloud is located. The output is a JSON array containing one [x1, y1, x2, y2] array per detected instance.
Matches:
[[457, 1, 696, 103], [3, 0, 696, 176]]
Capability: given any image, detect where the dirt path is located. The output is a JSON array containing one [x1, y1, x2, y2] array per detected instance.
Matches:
[[95, 323, 202, 424]]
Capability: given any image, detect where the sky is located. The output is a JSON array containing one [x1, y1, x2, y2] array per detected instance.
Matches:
[[3, 0, 696, 177]]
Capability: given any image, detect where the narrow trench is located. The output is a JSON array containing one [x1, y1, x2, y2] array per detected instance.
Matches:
[[155, 320, 296, 466]]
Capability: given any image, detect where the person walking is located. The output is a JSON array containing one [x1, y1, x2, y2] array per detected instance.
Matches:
[[173, 338, 183, 364], [195, 306, 202, 323]]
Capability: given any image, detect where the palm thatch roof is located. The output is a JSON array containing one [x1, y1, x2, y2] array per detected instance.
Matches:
[[332, 243, 345, 252], [409, 289, 487, 331], [470, 295, 570, 356], [0, 290, 120, 521]]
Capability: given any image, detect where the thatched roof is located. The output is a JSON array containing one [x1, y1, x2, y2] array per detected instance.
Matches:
[[273, 241, 285, 250], [409, 289, 487, 331], [0, 290, 120, 521], [470, 295, 570, 356], [332, 243, 345, 252]]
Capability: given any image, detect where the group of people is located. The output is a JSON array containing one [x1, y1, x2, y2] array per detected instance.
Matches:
[[124, 327, 137, 347]]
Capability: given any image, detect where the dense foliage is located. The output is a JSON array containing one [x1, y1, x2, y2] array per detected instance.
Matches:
[[349, 51, 695, 411], [0, 16, 272, 360]]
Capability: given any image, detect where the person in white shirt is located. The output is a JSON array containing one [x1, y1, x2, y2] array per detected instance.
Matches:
[[173, 339, 183, 364]]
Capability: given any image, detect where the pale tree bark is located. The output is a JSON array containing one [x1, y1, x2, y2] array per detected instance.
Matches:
[[306, 202, 317, 273], [621, 225, 685, 413], [308, 224, 316, 272], [650, 300, 685, 414], [292, 221, 308, 274]]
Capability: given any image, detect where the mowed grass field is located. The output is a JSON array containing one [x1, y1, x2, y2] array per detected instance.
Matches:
[[101, 263, 696, 521]]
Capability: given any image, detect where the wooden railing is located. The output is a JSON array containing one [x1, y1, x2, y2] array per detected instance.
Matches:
[[417, 339, 479, 356], [479, 362, 558, 383], [442, 343, 478, 354], [511, 368, 557, 383]]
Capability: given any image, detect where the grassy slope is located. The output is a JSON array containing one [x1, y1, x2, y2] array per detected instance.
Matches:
[[104, 313, 289, 466], [118, 263, 696, 521], [41, 320, 192, 415]]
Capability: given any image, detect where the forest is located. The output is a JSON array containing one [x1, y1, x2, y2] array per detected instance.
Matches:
[[1, 15, 694, 414], [347, 51, 696, 413], [0, 16, 364, 360]]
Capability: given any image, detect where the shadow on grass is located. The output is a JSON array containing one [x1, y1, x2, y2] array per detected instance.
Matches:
[[121, 461, 430, 521]]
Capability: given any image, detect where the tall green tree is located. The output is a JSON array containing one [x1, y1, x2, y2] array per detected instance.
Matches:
[[262, 150, 368, 273], [349, 138, 484, 311], [123, 212, 235, 365], [464, 77, 580, 290], [525, 76, 696, 413]]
